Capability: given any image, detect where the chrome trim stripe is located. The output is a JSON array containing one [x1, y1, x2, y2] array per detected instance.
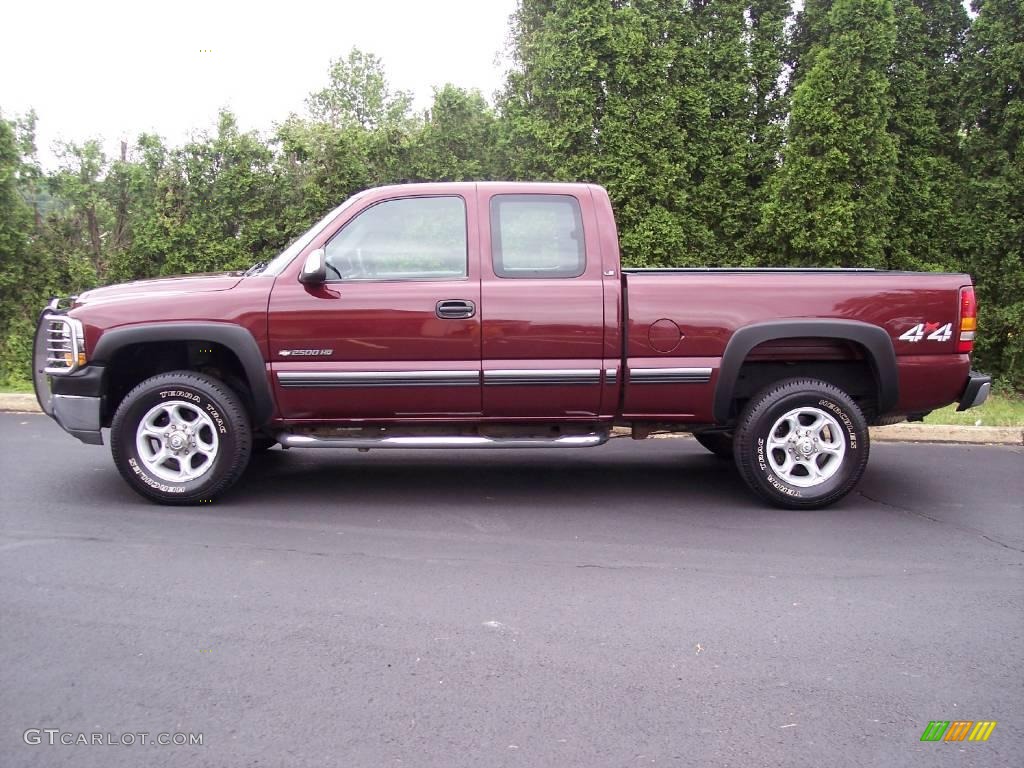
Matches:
[[630, 367, 712, 384], [484, 369, 602, 386], [605, 368, 617, 384], [279, 368, 607, 389], [277, 370, 479, 389]]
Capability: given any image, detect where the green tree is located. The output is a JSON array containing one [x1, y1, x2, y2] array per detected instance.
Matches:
[[48, 139, 117, 287], [886, 0, 969, 272], [0, 111, 68, 386], [307, 48, 414, 130], [760, 0, 898, 267], [597, 0, 698, 267], [746, 0, 791, 256], [499, 0, 612, 182], [409, 85, 500, 181], [156, 111, 281, 275], [787, 0, 832, 91], [105, 134, 171, 282], [0, 114, 35, 385], [687, 0, 755, 265], [500, 1, 776, 268], [959, 0, 1023, 386], [272, 117, 372, 235]]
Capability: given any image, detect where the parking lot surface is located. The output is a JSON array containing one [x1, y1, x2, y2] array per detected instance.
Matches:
[[1, 413, 1021, 767]]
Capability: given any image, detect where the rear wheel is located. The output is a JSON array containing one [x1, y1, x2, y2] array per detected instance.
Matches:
[[733, 378, 869, 509], [110, 371, 252, 504], [694, 431, 733, 459]]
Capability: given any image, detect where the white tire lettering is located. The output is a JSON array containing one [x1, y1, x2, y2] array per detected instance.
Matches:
[[159, 390, 200, 402], [818, 399, 857, 449], [128, 457, 186, 493], [204, 403, 227, 434]]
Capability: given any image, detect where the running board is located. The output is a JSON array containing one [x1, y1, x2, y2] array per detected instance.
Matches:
[[275, 432, 610, 450]]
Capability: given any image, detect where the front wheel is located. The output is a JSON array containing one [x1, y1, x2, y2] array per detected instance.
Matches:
[[110, 371, 252, 504], [733, 378, 869, 509]]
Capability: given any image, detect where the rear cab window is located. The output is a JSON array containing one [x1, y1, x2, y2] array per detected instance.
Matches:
[[490, 194, 586, 279]]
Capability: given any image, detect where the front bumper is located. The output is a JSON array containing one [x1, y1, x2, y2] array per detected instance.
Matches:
[[956, 370, 992, 412], [51, 394, 104, 444], [33, 302, 104, 445]]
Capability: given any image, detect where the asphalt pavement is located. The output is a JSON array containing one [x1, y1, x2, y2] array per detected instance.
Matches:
[[1, 413, 1021, 767]]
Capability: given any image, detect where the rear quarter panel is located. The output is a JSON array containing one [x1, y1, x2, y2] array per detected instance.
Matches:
[[623, 271, 972, 420]]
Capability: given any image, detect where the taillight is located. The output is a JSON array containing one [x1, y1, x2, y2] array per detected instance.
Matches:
[[958, 286, 976, 354]]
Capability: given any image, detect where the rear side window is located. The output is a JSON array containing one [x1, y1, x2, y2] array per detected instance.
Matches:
[[490, 194, 586, 278], [324, 196, 467, 280]]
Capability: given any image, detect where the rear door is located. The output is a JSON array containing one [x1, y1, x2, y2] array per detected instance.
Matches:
[[268, 192, 482, 420], [478, 187, 607, 418]]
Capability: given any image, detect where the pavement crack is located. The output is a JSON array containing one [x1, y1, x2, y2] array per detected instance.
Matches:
[[978, 534, 1024, 554], [858, 490, 928, 518], [858, 491, 1024, 554]]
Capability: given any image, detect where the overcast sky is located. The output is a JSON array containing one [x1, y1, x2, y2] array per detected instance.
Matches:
[[2, 0, 518, 168]]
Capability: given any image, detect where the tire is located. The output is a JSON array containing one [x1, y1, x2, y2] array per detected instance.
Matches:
[[733, 378, 869, 510], [110, 371, 252, 505], [694, 431, 734, 459]]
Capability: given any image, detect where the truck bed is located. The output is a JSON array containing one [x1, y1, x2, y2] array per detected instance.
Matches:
[[620, 269, 972, 421]]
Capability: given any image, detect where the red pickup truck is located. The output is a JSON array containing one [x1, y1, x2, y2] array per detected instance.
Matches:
[[33, 182, 990, 508]]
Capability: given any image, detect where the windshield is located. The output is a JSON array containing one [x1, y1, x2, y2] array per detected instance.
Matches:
[[260, 193, 366, 277]]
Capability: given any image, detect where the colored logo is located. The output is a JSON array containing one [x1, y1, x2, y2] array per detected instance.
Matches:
[[920, 721, 997, 742]]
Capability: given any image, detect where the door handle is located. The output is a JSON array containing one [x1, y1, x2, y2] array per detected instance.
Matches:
[[436, 299, 476, 319]]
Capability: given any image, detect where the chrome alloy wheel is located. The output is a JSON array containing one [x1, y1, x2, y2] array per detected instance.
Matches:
[[765, 406, 846, 488], [135, 400, 219, 483]]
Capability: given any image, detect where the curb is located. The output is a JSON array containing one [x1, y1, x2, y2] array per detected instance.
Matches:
[[0, 393, 39, 413], [868, 422, 1022, 445], [2, 393, 1021, 446]]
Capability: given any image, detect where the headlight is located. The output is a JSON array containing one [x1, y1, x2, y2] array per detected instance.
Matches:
[[43, 315, 87, 374]]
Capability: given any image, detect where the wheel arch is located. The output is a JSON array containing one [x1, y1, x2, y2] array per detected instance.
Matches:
[[93, 323, 274, 427], [713, 319, 898, 424]]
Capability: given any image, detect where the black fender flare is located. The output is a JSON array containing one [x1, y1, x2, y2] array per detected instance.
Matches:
[[713, 319, 899, 424], [92, 322, 274, 426]]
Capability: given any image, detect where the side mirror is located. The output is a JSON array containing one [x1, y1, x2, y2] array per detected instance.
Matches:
[[299, 248, 327, 285]]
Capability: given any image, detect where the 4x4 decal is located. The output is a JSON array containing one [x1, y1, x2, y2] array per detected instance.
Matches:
[[898, 322, 952, 343]]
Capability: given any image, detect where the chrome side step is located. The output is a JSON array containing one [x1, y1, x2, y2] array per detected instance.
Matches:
[[275, 432, 610, 450]]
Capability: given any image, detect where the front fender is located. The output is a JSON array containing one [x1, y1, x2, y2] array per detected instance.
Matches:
[[91, 322, 274, 426]]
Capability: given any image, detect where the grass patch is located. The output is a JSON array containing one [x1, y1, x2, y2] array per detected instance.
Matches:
[[0, 379, 33, 394], [924, 391, 1024, 427]]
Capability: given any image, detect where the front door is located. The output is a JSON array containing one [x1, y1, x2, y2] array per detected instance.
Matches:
[[268, 193, 481, 420]]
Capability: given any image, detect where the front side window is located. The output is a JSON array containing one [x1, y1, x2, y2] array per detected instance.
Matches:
[[490, 194, 586, 278], [324, 196, 467, 280]]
